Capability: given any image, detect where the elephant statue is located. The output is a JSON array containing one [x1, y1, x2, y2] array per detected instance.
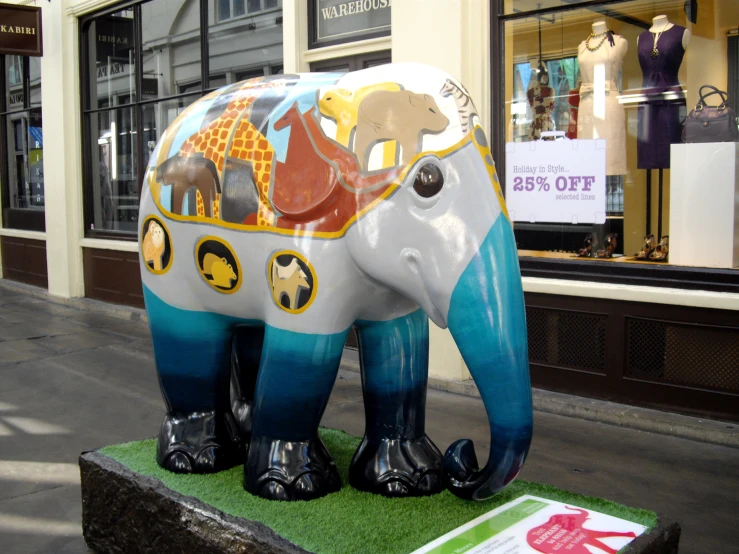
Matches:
[[138, 63, 533, 502]]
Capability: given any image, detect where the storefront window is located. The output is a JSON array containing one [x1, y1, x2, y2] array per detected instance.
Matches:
[[209, 0, 284, 84], [499, 0, 739, 270], [1, 55, 44, 231], [81, 0, 283, 237]]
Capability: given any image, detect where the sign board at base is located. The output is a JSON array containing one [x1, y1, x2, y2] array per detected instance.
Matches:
[[412, 495, 647, 554], [0, 3, 42, 57], [505, 134, 606, 224]]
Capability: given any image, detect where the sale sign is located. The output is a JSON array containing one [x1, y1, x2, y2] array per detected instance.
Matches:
[[504, 135, 607, 224], [411, 495, 647, 554]]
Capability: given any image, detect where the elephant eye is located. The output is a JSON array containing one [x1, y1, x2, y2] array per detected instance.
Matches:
[[413, 163, 444, 198], [429, 108, 436, 114]]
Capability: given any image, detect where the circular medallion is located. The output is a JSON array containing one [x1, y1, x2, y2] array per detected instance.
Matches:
[[141, 216, 173, 275], [651, 48, 659, 58], [267, 251, 317, 314], [195, 236, 242, 294]]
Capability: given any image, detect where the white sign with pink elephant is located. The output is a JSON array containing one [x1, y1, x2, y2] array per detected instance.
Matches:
[[413, 495, 648, 554]]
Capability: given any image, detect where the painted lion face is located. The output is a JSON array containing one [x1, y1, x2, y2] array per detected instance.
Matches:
[[149, 222, 164, 246]]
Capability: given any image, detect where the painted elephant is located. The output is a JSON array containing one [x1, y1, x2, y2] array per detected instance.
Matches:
[[138, 63, 533, 503]]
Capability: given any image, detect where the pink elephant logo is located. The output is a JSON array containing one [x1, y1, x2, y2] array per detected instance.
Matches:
[[526, 508, 638, 554]]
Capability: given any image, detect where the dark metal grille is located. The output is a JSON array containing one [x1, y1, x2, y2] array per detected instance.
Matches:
[[626, 318, 739, 394], [526, 307, 606, 373]]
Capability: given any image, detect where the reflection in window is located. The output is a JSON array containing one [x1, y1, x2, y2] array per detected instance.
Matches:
[[141, 0, 202, 101], [217, 0, 280, 22], [5, 110, 44, 210], [81, 0, 283, 235], [209, 0, 283, 84], [7, 56, 22, 86]]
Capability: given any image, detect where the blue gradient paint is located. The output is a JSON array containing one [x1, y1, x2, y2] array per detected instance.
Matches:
[[144, 285, 259, 414], [252, 325, 350, 441], [446, 214, 533, 499], [355, 309, 429, 439], [145, 285, 350, 441]]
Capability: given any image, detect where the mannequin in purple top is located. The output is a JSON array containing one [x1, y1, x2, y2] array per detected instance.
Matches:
[[636, 15, 690, 241]]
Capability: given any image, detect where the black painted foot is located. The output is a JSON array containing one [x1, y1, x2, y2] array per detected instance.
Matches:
[[349, 434, 443, 497], [244, 434, 341, 501], [157, 411, 243, 474]]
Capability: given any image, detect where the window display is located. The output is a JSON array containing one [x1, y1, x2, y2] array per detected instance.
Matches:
[[502, 0, 739, 270]]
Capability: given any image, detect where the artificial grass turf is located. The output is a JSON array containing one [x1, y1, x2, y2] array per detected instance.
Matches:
[[100, 428, 657, 554]]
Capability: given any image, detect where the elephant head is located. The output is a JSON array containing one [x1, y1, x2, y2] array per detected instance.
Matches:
[[346, 116, 533, 499]]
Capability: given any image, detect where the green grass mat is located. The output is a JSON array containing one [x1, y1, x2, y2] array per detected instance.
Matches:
[[100, 429, 656, 554]]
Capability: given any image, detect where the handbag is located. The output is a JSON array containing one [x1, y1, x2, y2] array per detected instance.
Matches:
[[682, 85, 739, 143]]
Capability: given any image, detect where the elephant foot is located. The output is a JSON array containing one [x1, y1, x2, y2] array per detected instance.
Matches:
[[349, 434, 443, 497], [244, 434, 341, 501], [157, 410, 243, 474]]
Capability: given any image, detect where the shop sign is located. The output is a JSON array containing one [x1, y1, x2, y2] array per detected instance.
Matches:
[[315, 0, 390, 44], [0, 4, 43, 57], [95, 15, 134, 64], [412, 495, 647, 553], [97, 61, 129, 79], [142, 77, 158, 97], [505, 133, 607, 224]]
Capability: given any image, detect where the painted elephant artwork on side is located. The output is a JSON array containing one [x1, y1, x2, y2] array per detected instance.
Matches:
[[138, 62, 533, 502]]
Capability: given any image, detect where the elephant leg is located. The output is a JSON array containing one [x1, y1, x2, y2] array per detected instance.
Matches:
[[350, 309, 443, 497], [245, 325, 349, 501], [230, 325, 265, 442], [144, 287, 243, 474]]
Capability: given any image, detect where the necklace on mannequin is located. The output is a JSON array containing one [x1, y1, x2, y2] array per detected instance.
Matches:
[[650, 18, 673, 57], [586, 30, 613, 51], [651, 28, 664, 57]]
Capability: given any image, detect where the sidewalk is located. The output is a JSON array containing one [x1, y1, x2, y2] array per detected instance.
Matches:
[[0, 279, 737, 553]]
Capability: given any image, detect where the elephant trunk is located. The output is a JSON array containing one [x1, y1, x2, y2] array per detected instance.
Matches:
[[443, 217, 533, 501]]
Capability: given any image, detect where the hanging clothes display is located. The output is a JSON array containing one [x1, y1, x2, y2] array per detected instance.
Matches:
[[636, 24, 687, 169], [566, 86, 580, 139], [526, 72, 556, 140], [577, 30, 628, 175]]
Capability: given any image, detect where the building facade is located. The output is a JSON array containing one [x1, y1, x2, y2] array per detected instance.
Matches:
[[1, 0, 737, 420]]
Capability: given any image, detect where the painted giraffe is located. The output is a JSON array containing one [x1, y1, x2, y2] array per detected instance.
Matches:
[[178, 77, 285, 226]]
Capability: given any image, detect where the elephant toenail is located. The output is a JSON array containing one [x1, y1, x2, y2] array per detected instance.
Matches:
[[261, 481, 289, 501], [384, 481, 409, 497], [195, 446, 219, 471], [165, 451, 193, 473]]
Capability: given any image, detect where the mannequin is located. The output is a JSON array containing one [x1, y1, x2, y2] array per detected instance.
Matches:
[[577, 20, 628, 175], [636, 15, 690, 238], [526, 62, 555, 140]]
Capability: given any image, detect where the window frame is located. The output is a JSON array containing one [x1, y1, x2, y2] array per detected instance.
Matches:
[[490, 0, 739, 293], [78, 0, 284, 240]]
